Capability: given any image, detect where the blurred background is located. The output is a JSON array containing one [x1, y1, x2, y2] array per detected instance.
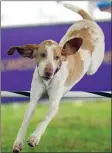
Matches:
[[1, 1, 111, 152]]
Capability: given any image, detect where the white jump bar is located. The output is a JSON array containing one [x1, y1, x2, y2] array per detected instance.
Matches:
[[1, 91, 111, 98]]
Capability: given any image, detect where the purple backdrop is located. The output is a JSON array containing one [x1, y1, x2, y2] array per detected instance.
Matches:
[[1, 21, 111, 92]]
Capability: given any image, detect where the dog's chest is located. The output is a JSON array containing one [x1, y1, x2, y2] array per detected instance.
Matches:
[[42, 79, 51, 91]]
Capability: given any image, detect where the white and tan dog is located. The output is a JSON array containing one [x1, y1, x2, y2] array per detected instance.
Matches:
[[8, 3, 105, 153]]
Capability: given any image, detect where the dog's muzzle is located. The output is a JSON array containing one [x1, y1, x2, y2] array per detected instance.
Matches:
[[38, 63, 62, 81]]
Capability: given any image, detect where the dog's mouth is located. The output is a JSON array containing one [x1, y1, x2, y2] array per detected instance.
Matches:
[[42, 76, 51, 81]]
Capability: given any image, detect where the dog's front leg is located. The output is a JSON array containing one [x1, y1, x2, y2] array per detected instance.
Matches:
[[27, 88, 64, 147], [13, 70, 45, 153]]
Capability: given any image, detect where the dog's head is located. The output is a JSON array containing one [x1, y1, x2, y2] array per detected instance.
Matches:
[[8, 38, 83, 80]]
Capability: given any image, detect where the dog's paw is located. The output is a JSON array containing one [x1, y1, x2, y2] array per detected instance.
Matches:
[[13, 142, 23, 153], [27, 136, 39, 147]]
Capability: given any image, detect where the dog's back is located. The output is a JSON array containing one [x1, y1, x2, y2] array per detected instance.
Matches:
[[59, 3, 105, 78]]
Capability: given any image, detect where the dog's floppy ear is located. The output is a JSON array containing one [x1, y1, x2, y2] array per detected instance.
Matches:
[[61, 37, 83, 56], [7, 44, 39, 59]]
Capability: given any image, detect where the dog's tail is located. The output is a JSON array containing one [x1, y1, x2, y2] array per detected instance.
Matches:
[[63, 3, 93, 21]]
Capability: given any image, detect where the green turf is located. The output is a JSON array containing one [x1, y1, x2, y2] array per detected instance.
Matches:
[[1, 99, 111, 152]]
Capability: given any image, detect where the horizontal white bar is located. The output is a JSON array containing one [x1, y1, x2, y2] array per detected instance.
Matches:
[[1, 91, 111, 98]]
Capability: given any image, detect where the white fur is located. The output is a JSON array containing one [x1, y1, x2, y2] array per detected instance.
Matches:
[[46, 44, 57, 73], [38, 61, 46, 77], [87, 36, 105, 75]]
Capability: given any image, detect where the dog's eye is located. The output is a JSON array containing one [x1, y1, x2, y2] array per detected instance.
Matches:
[[55, 56, 60, 60], [41, 53, 46, 58]]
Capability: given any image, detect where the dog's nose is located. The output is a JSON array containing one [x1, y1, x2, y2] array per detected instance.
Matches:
[[45, 72, 52, 78]]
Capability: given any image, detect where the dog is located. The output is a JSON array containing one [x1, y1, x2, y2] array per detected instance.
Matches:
[[7, 3, 105, 153]]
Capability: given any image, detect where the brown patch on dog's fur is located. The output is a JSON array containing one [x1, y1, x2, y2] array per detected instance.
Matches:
[[65, 52, 84, 86], [35, 40, 62, 64], [78, 10, 92, 21], [7, 44, 39, 59], [66, 28, 94, 53]]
